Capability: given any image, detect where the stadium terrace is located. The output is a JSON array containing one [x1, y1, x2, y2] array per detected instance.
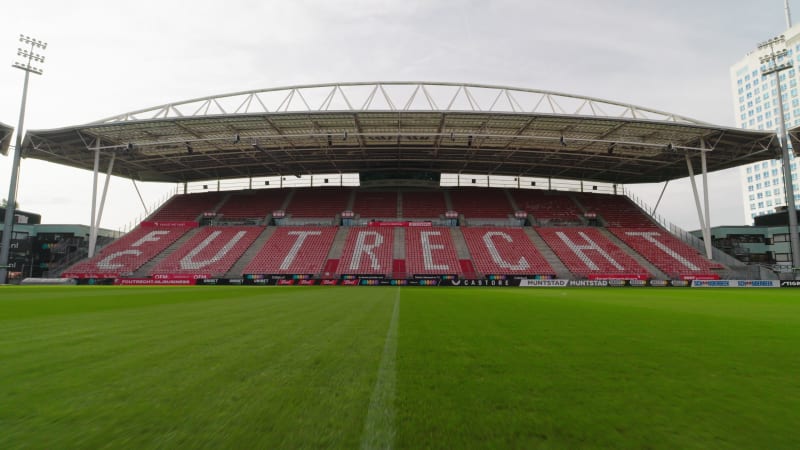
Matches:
[[13, 82, 786, 284]]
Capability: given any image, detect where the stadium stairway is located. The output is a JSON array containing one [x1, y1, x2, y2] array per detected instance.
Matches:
[[224, 227, 276, 277], [449, 228, 473, 260], [598, 228, 669, 279], [396, 192, 403, 218], [394, 227, 406, 259], [443, 190, 454, 212], [504, 189, 520, 211], [327, 227, 351, 259], [132, 227, 202, 277], [523, 227, 574, 279]]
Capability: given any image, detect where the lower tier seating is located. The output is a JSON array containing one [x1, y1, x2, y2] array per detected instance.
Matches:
[[64, 226, 191, 276], [336, 227, 394, 276], [244, 226, 338, 274], [461, 227, 555, 276], [149, 226, 262, 275], [405, 227, 462, 275], [536, 227, 651, 278], [609, 228, 723, 278]]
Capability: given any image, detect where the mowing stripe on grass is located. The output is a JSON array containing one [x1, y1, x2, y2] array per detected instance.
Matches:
[[360, 288, 400, 450]]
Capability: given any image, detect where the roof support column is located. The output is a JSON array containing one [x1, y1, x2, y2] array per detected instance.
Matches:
[[685, 153, 712, 259], [89, 152, 115, 257], [88, 142, 101, 258], [700, 140, 713, 259]]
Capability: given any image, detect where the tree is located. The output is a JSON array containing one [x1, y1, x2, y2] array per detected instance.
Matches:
[[1, 198, 19, 209]]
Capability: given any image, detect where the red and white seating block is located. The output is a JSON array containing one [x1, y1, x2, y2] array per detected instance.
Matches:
[[336, 227, 394, 276], [244, 226, 338, 274], [405, 227, 462, 275], [461, 227, 555, 276]]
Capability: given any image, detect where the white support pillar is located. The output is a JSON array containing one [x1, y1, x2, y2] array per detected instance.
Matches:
[[88, 142, 101, 258], [685, 153, 712, 259], [700, 141, 713, 259], [89, 153, 116, 257]]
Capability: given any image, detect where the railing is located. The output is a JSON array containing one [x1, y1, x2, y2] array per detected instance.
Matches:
[[119, 185, 180, 234]]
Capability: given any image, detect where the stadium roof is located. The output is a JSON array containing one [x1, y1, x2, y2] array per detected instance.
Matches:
[[0, 121, 13, 157], [21, 82, 780, 184]]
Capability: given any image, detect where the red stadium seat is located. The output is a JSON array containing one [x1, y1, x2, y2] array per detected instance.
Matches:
[[461, 227, 555, 276], [149, 226, 262, 276], [336, 227, 394, 276], [405, 227, 462, 276], [243, 226, 338, 275], [537, 227, 651, 278]]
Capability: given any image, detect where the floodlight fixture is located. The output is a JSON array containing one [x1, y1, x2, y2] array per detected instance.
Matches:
[[1, 33, 48, 283], [757, 33, 800, 273]]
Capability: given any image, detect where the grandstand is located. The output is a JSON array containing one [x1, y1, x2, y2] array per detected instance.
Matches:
[[17, 82, 786, 283]]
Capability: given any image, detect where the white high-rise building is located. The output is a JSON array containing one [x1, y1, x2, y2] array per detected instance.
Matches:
[[731, 24, 800, 224]]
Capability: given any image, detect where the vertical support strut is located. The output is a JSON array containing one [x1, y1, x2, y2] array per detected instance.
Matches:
[[89, 152, 116, 257], [685, 153, 712, 259], [700, 141, 713, 259], [88, 142, 101, 258]]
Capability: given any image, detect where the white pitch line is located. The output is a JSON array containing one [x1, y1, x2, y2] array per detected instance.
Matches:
[[360, 288, 400, 450]]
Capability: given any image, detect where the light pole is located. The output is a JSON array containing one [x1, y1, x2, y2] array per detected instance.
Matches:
[[0, 35, 46, 284], [759, 35, 800, 276]]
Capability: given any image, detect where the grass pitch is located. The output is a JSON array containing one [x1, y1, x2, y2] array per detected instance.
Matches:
[[1, 286, 799, 449]]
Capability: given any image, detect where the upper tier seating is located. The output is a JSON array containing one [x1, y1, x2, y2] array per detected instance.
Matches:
[[461, 227, 555, 276], [609, 227, 723, 278], [575, 193, 656, 227], [536, 227, 651, 278], [402, 191, 447, 218], [448, 189, 513, 218], [217, 190, 288, 220], [64, 226, 191, 276], [149, 192, 226, 222], [336, 227, 394, 276], [149, 226, 262, 275], [287, 188, 351, 218], [405, 227, 462, 275], [512, 190, 583, 224], [243, 226, 338, 274], [353, 191, 398, 219]]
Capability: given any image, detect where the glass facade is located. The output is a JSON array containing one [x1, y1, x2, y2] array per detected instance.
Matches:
[[731, 26, 800, 224]]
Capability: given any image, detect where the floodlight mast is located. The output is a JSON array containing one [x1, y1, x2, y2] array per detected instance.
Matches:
[[0, 35, 46, 284], [759, 35, 800, 276]]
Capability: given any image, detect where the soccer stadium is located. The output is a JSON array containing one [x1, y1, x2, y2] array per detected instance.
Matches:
[[2, 82, 799, 448], [12, 82, 787, 285]]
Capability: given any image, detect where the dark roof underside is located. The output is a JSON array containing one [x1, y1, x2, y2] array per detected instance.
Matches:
[[0, 122, 13, 156], [22, 112, 779, 184]]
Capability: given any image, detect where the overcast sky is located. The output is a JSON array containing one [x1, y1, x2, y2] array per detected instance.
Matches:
[[0, 0, 792, 231]]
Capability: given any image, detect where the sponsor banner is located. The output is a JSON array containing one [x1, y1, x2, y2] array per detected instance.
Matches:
[[62, 272, 118, 279], [588, 274, 649, 281], [682, 274, 721, 281], [367, 221, 433, 227], [139, 221, 199, 228], [1, 239, 32, 252], [341, 280, 360, 285], [340, 274, 385, 280], [413, 274, 458, 280], [321, 279, 339, 285], [152, 273, 210, 280], [447, 279, 520, 287], [114, 278, 195, 286], [781, 280, 800, 287], [692, 280, 780, 288], [520, 279, 569, 287], [569, 280, 609, 287]]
